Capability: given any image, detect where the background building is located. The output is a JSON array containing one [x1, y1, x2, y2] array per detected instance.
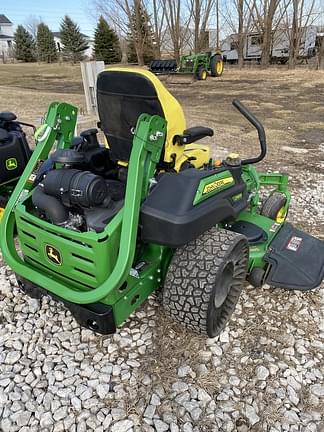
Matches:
[[0, 15, 14, 60]]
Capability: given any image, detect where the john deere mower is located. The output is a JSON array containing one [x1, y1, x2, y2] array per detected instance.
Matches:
[[1, 68, 323, 337], [0, 112, 35, 221], [149, 50, 224, 80]]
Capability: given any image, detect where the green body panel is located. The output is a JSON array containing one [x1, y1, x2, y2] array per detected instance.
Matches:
[[112, 244, 172, 326], [193, 170, 235, 205], [15, 199, 120, 289]]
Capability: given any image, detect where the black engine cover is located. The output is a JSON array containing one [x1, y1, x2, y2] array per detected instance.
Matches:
[[0, 129, 31, 184]]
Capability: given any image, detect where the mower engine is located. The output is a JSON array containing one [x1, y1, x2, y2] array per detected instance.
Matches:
[[32, 140, 124, 233]]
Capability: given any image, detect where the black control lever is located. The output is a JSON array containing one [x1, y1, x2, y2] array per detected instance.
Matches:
[[17, 121, 37, 134], [232, 99, 266, 165]]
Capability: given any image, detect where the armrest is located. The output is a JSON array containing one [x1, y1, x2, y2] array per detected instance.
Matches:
[[174, 126, 214, 145]]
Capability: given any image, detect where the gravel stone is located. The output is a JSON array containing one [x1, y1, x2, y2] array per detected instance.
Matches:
[[245, 404, 260, 426], [96, 384, 110, 399], [111, 408, 126, 421], [53, 407, 68, 421], [40, 412, 54, 428], [5, 351, 21, 365], [111, 419, 133, 432], [153, 419, 169, 432], [310, 384, 324, 398], [144, 404, 156, 419], [11, 410, 31, 427], [255, 365, 270, 381]]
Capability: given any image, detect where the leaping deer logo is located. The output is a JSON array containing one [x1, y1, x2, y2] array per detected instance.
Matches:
[[45, 245, 62, 265], [6, 158, 18, 171]]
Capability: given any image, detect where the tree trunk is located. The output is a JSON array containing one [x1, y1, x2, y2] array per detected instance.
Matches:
[[134, 0, 144, 65], [152, 0, 162, 58], [260, 0, 278, 68], [288, 0, 298, 69], [237, 0, 244, 69], [194, 0, 200, 53]]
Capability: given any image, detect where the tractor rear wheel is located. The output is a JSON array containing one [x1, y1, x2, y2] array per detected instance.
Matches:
[[162, 227, 249, 337], [210, 55, 224, 77], [261, 192, 287, 223], [196, 66, 208, 80]]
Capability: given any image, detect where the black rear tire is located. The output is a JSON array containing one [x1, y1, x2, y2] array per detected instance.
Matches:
[[196, 66, 207, 80], [261, 192, 287, 222], [162, 227, 249, 337]]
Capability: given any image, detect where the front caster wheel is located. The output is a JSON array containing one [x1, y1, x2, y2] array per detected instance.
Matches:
[[261, 192, 287, 223], [162, 227, 249, 337]]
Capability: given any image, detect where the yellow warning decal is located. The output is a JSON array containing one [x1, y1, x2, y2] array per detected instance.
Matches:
[[0, 208, 5, 221], [203, 176, 234, 195]]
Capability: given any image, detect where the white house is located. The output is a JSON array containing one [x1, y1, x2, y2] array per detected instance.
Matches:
[[0, 14, 14, 59], [52, 31, 94, 59]]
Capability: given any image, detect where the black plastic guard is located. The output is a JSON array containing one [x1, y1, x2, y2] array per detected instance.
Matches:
[[16, 276, 116, 334], [264, 222, 324, 291]]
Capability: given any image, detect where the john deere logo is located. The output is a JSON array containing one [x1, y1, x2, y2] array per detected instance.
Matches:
[[45, 245, 62, 266], [6, 158, 18, 171]]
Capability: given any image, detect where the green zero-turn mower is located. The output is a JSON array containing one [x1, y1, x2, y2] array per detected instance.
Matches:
[[149, 50, 224, 80], [1, 67, 323, 338], [0, 112, 35, 221]]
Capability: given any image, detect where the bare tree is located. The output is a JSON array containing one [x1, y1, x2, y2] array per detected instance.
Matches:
[[25, 15, 43, 39], [163, 0, 193, 61], [220, 0, 253, 68], [317, 36, 324, 69], [247, 0, 293, 67], [150, 0, 165, 57], [287, 0, 316, 69], [250, 0, 281, 67], [188, 0, 215, 52]]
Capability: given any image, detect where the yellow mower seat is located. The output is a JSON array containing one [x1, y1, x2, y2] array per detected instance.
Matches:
[[96, 67, 210, 171]]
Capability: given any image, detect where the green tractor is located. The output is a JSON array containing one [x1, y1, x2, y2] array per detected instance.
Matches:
[[1, 67, 323, 338], [149, 50, 224, 80], [0, 112, 35, 221]]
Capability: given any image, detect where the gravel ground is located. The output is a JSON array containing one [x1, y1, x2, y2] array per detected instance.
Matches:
[[0, 181, 323, 432]]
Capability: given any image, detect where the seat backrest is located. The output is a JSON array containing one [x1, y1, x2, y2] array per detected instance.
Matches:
[[97, 67, 186, 166]]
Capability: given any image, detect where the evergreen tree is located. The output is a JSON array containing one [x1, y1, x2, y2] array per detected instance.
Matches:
[[59, 15, 89, 63], [94, 16, 121, 64], [127, 3, 155, 64], [14, 25, 36, 62], [37, 23, 57, 63]]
